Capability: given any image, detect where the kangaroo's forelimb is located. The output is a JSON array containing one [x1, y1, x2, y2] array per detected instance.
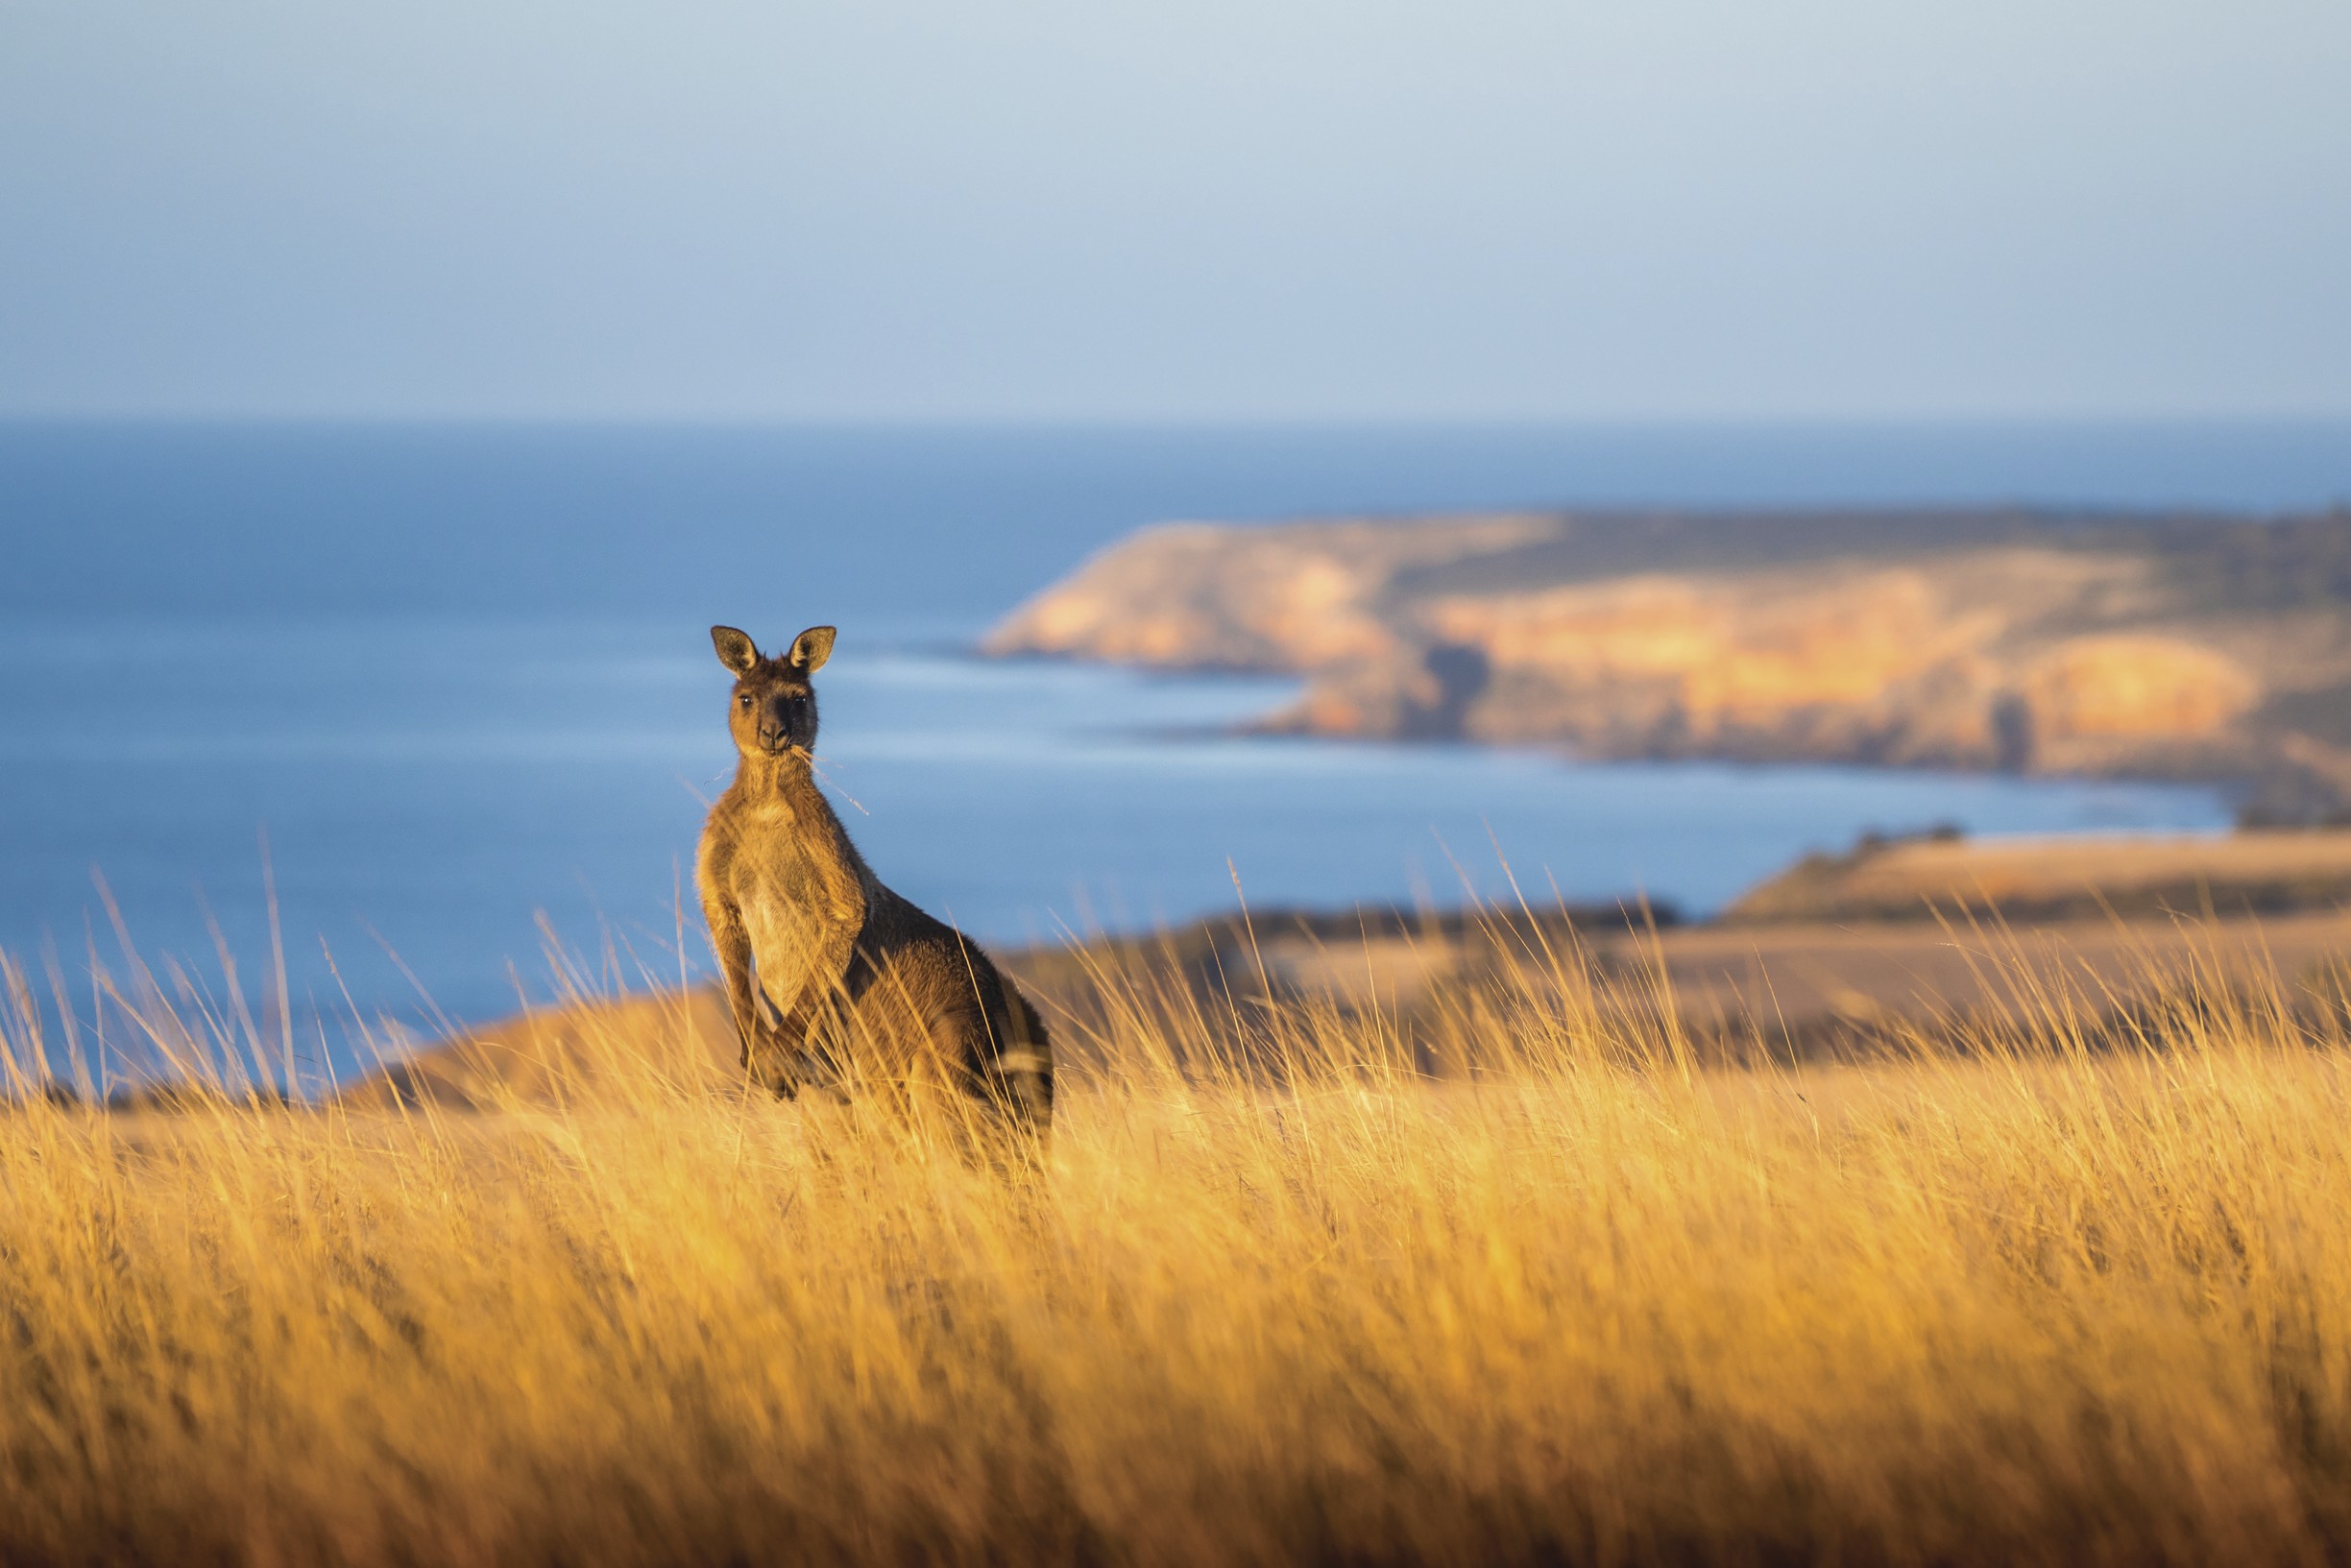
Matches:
[[699, 885, 775, 1082]]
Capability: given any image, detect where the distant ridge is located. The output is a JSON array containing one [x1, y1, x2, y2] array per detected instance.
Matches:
[[984, 506, 2351, 819]]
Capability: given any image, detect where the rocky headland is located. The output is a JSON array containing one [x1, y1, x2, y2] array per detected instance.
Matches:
[[982, 508, 2351, 817]]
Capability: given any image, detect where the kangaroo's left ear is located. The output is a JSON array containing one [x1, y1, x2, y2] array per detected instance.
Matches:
[[788, 625, 836, 673]]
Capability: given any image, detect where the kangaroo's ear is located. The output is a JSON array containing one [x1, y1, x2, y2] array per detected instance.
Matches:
[[788, 625, 836, 673], [711, 626, 761, 675]]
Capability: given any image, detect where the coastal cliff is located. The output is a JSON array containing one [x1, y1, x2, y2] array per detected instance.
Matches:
[[982, 509, 2351, 816]]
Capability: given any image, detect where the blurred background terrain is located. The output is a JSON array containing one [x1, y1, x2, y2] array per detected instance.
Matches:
[[10, 422, 2337, 1058], [3, 0, 2347, 1076]]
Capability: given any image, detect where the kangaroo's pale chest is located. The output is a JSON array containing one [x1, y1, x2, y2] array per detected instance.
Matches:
[[719, 801, 865, 1010]]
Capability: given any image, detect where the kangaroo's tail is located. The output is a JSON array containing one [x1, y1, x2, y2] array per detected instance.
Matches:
[[980, 978, 1054, 1137]]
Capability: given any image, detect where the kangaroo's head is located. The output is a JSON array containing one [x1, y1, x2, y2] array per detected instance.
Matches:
[[712, 624, 836, 759]]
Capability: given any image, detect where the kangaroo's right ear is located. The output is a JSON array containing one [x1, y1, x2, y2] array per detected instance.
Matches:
[[788, 625, 836, 673], [711, 626, 761, 675]]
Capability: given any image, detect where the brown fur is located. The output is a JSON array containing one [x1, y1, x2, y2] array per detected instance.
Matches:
[[694, 624, 1052, 1140]]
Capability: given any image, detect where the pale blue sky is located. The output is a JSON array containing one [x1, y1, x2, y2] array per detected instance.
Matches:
[[2, 0, 2345, 420]]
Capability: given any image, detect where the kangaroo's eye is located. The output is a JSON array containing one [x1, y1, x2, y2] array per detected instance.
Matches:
[[737, 693, 753, 708]]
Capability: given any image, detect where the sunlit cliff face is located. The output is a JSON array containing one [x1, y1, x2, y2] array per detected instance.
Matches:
[[1418, 568, 1978, 736], [982, 517, 1554, 672], [1414, 561, 2255, 752], [2022, 637, 2256, 741], [986, 523, 2301, 779], [1002, 535, 1394, 668]]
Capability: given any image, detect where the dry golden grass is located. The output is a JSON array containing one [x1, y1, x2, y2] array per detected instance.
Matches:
[[4, 920, 2351, 1565]]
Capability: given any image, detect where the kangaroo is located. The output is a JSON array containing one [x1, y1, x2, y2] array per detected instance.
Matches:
[[694, 624, 1053, 1143]]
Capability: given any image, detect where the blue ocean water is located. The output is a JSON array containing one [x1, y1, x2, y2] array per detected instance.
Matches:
[[5, 421, 2339, 1081]]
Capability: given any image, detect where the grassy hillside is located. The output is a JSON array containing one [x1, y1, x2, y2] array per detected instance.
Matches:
[[8, 923, 2351, 1563], [1730, 827, 2351, 924]]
